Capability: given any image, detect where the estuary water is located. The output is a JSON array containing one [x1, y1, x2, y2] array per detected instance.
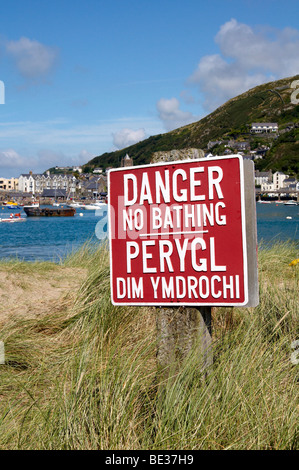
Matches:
[[0, 202, 298, 262]]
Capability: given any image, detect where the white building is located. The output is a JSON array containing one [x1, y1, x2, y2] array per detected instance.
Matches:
[[18, 173, 35, 193], [261, 171, 289, 192], [273, 171, 288, 190], [255, 170, 272, 186], [18, 172, 77, 194], [251, 123, 278, 134], [261, 181, 275, 192]]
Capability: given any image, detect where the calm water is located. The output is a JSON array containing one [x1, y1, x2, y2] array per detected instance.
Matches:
[[0, 202, 298, 262]]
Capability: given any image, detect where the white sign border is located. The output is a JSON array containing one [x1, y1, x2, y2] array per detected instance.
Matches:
[[108, 154, 249, 307]]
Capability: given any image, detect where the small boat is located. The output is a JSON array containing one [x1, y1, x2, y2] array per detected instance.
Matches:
[[284, 200, 297, 206], [6, 204, 21, 209], [24, 207, 76, 217], [3, 201, 21, 209], [0, 218, 26, 223], [0, 213, 26, 223], [3, 201, 18, 206], [67, 202, 85, 208], [83, 204, 101, 210], [83, 201, 108, 210]]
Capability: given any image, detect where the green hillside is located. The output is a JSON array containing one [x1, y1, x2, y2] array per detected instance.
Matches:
[[84, 75, 299, 175]]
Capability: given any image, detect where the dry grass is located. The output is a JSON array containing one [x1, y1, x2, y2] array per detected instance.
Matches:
[[0, 241, 298, 450]]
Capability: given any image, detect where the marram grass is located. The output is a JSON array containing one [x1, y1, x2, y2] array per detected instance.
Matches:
[[0, 241, 297, 450]]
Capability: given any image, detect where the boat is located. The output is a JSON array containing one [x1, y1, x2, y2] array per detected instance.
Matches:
[[0, 213, 26, 223], [3, 201, 18, 206], [23, 202, 39, 208], [4, 201, 21, 209], [0, 217, 26, 223], [83, 204, 101, 210], [284, 200, 297, 206], [67, 202, 85, 208], [83, 201, 108, 210], [24, 207, 76, 217]]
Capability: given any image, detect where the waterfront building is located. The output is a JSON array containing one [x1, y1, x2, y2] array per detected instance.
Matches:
[[260, 182, 275, 192], [18, 172, 77, 195], [283, 177, 297, 188], [18, 172, 35, 193], [260, 171, 291, 192], [255, 170, 272, 187], [273, 171, 289, 190], [79, 175, 107, 197], [0, 177, 19, 191]]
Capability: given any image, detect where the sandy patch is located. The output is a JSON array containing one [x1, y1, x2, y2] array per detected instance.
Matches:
[[0, 265, 87, 324]]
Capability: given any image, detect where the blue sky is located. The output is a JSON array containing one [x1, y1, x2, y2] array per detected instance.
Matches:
[[1, 0, 299, 177]]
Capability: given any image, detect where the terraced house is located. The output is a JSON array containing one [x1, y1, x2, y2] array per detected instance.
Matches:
[[18, 171, 77, 195], [250, 122, 278, 133]]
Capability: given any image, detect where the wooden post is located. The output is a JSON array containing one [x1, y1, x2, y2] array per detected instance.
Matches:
[[152, 150, 212, 379], [156, 306, 212, 378]]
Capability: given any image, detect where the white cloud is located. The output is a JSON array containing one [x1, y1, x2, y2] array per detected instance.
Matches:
[[0, 147, 85, 176], [78, 149, 94, 162], [189, 19, 299, 111], [215, 20, 299, 75], [112, 128, 146, 149], [0, 149, 35, 170], [189, 53, 267, 111], [157, 97, 197, 131], [5, 37, 58, 79], [0, 147, 65, 175]]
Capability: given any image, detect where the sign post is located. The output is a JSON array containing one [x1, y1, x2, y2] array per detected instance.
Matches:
[[108, 155, 258, 376]]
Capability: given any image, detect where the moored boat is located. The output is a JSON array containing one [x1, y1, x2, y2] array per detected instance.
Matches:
[[67, 202, 85, 208], [24, 207, 76, 217], [83, 201, 108, 210], [284, 200, 297, 206], [3, 201, 21, 209], [23, 202, 39, 208]]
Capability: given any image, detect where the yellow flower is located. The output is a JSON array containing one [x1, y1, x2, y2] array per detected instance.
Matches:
[[289, 258, 299, 266]]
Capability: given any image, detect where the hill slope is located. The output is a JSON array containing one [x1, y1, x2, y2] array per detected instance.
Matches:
[[84, 75, 299, 175]]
